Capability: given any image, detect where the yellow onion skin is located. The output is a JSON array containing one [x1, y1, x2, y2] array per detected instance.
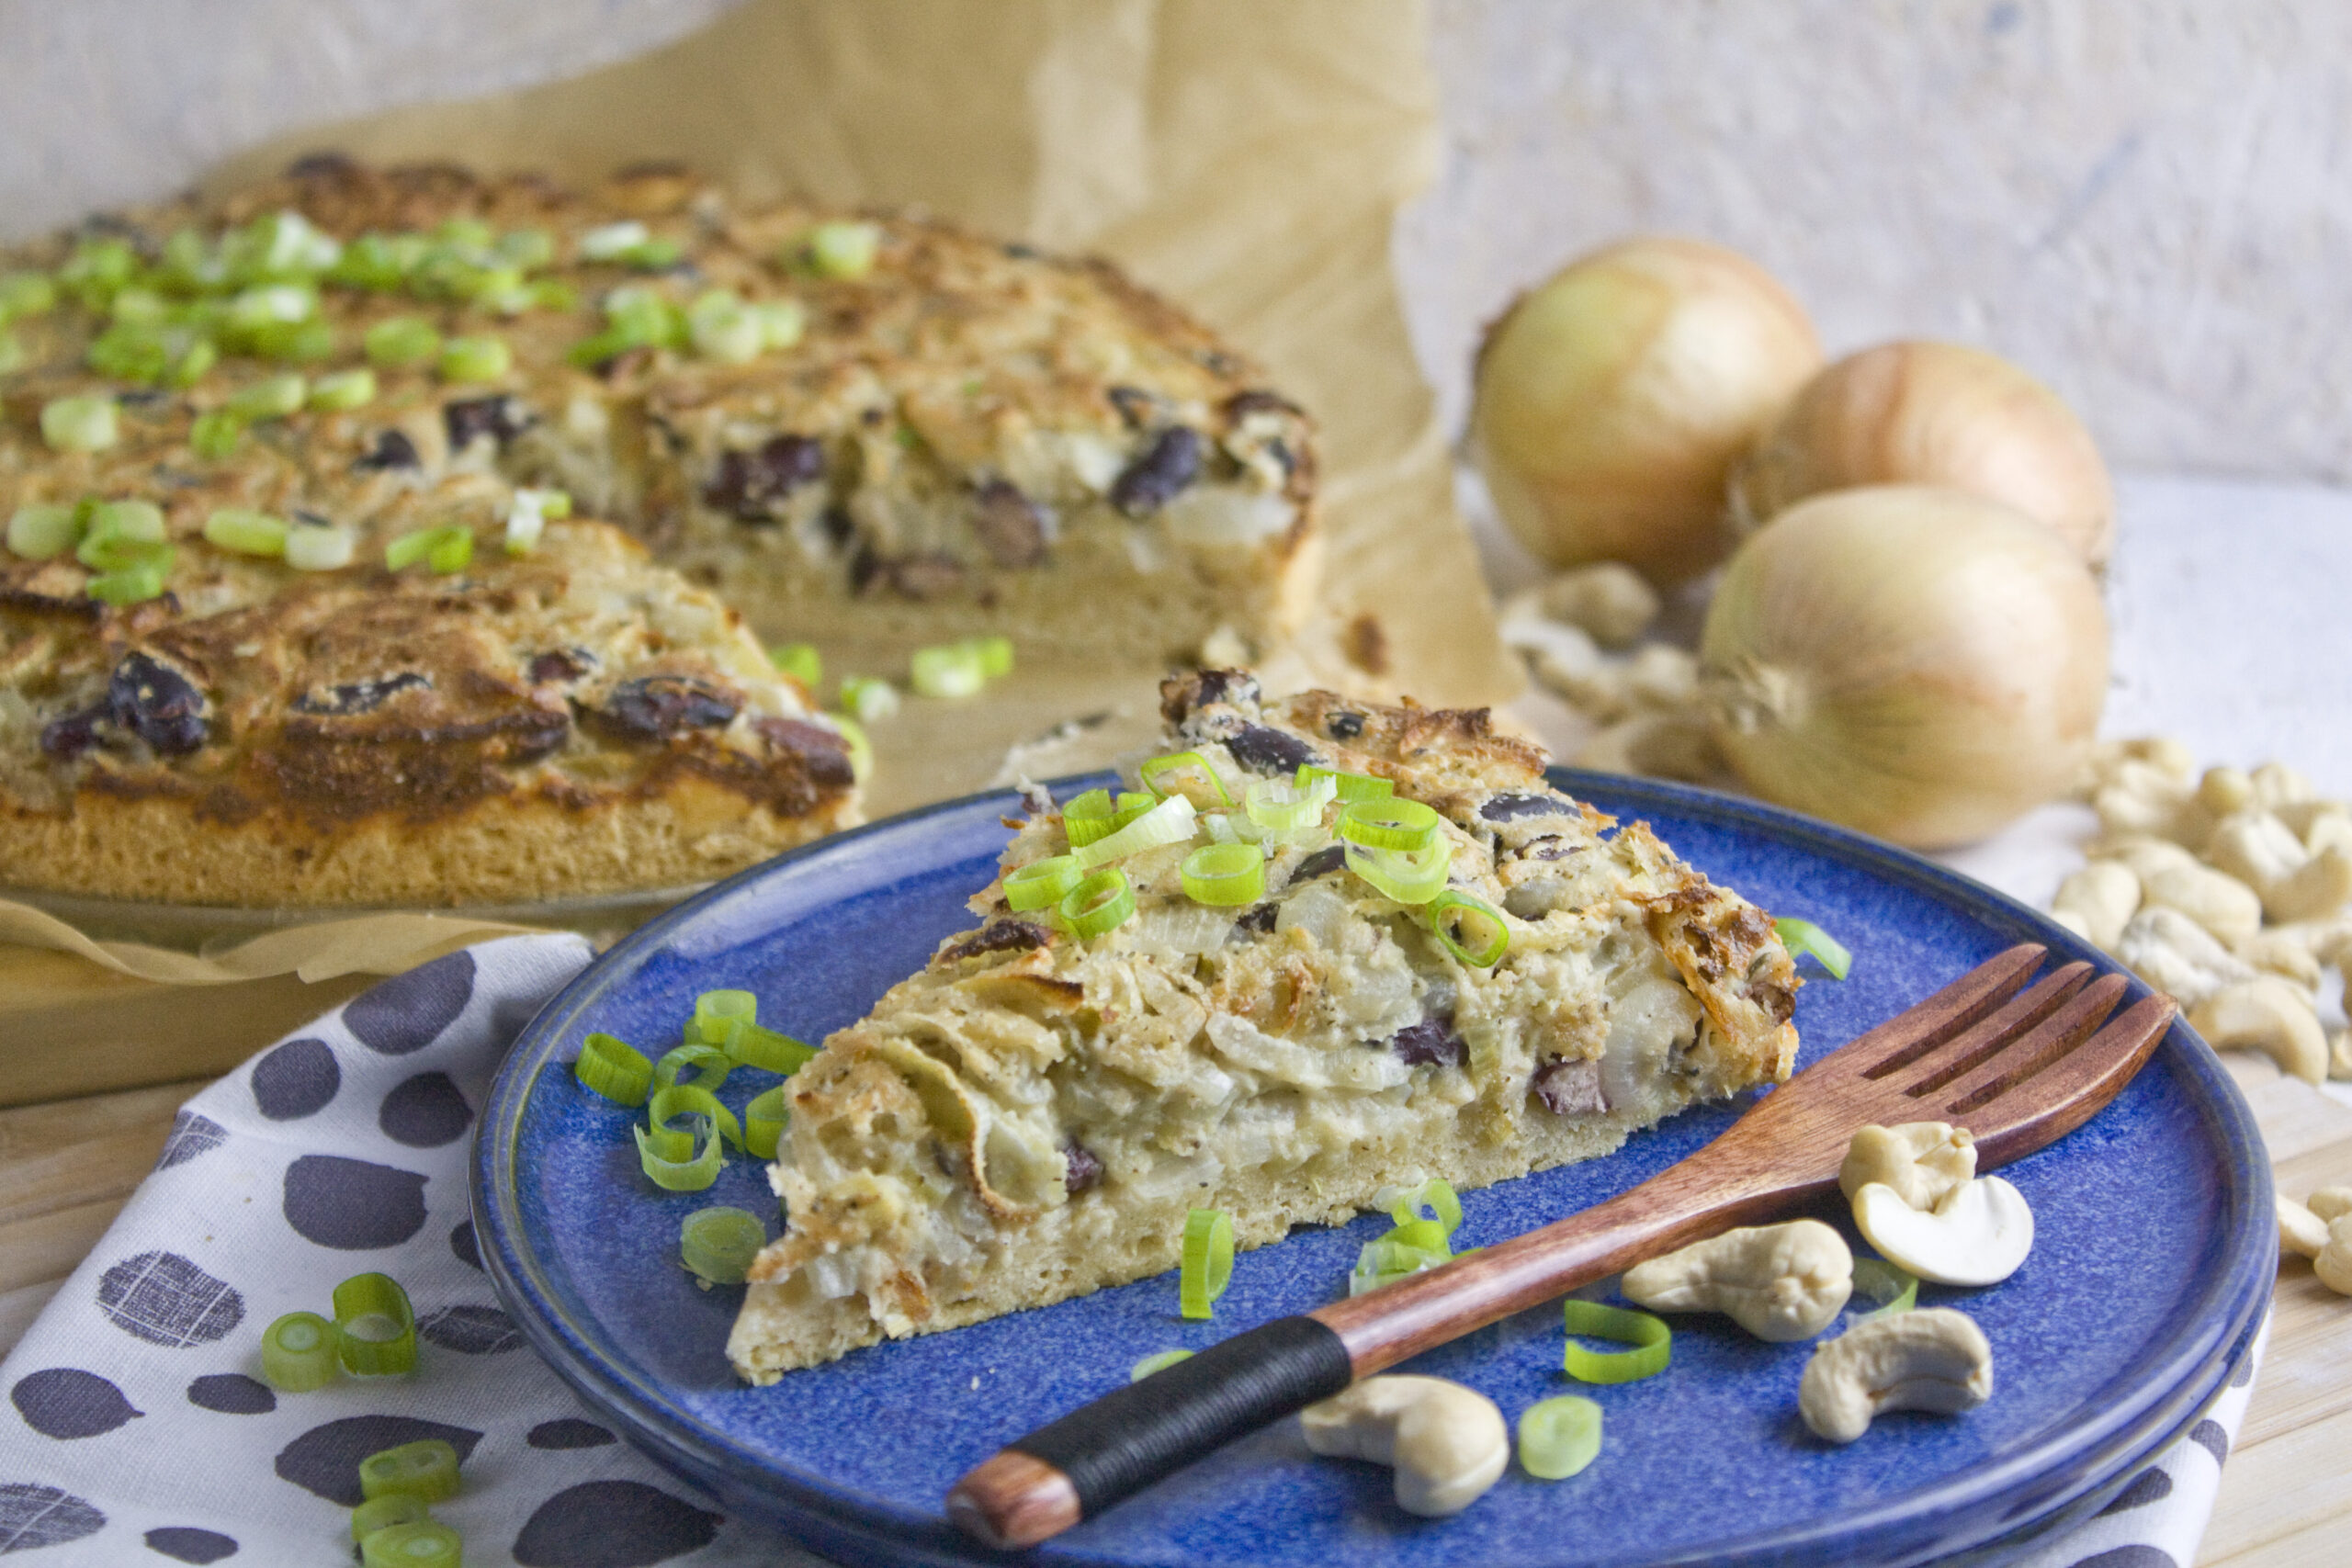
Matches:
[[1702, 484, 2109, 849], [1731, 340, 2114, 568], [1471, 238, 1820, 585]]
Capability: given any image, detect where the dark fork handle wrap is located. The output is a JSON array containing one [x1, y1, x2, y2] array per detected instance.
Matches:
[[1012, 1314, 1351, 1517]]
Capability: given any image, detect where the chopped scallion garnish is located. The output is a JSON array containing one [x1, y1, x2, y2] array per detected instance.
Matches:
[[6, 503, 79, 561], [1773, 917, 1852, 979], [1244, 773, 1336, 834], [574, 1032, 654, 1107], [40, 395, 119, 453], [76, 501, 165, 568], [1343, 837, 1452, 904], [1179, 1207, 1235, 1320], [910, 641, 986, 698], [260, 1311, 340, 1392], [960, 634, 1013, 678], [383, 525, 473, 575], [635, 1084, 742, 1190], [1296, 764, 1393, 803], [202, 507, 289, 558], [1560, 1299, 1671, 1384], [309, 367, 377, 412], [1060, 787, 1154, 848], [1073, 793, 1199, 870], [350, 1495, 431, 1544], [226, 372, 307, 421], [1338, 796, 1441, 854], [1004, 853, 1083, 912], [1427, 890, 1510, 968], [1141, 750, 1232, 809], [333, 1272, 418, 1377], [1180, 842, 1265, 908], [1518, 1395, 1602, 1480], [1381, 1178, 1464, 1237], [743, 1084, 790, 1159], [437, 334, 511, 383], [284, 522, 356, 571], [839, 674, 899, 722], [1851, 1257, 1918, 1316], [652, 1043, 732, 1097], [580, 220, 650, 262], [1130, 1349, 1193, 1382], [359, 1520, 461, 1568], [768, 642, 821, 688], [357, 1438, 460, 1503], [364, 316, 442, 369], [189, 410, 244, 460], [680, 1206, 767, 1286], [686, 289, 764, 363], [1058, 865, 1137, 940], [801, 220, 881, 279]]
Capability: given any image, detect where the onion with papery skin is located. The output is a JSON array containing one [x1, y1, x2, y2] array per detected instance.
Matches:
[[1701, 485, 2108, 849], [1730, 341, 2114, 568], [1470, 238, 1820, 584]]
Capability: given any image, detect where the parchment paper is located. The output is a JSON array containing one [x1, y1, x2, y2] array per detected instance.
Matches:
[[3, 0, 1513, 1057]]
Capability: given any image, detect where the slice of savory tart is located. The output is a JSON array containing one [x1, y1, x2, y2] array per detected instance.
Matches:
[[728, 669, 1799, 1382]]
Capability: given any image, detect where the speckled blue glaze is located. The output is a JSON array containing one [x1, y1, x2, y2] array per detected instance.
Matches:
[[475, 771, 2273, 1568]]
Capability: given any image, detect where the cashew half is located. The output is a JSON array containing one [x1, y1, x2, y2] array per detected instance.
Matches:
[[2279, 1194, 2331, 1259], [2309, 1188, 2352, 1223], [1621, 1220, 1853, 1342], [1852, 1177, 2035, 1287], [1797, 1309, 1994, 1444], [2115, 908, 2256, 1010], [2093, 763, 2199, 843], [2141, 861, 2265, 947], [1300, 1375, 1509, 1517], [1537, 563, 1660, 649], [2051, 862, 2140, 952], [2319, 1216, 2352, 1297], [2206, 809, 2352, 924], [1838, 1122, 1977, 1213], [2188, 976, 2329, 1085]]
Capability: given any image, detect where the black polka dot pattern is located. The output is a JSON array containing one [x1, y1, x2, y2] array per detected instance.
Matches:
[[526, 1418, 617, 1450], [510, 1481, 722, 1567], [153, 1111, 227, 1172], [2188, 1417, 2230, 1463], [417, 1304, 522, 1355], [185, 1374, 274, 1416], [378, 1071, 473, 1147], [248, 1038, 339, 1121], [2098, 1467, 2174, 1514], [142, 1526, 238, 1562], [96, 1252, 244, 1348], [0, 1483, 105, 1551], [343, 951, 475, 1055], [281, 1156, 428, 1250], [274, 1416, 482, 1506], [2067, 1548, 2177, 1568], [10, 1369, 141, 1438], [448, 1220, 482, 1272]]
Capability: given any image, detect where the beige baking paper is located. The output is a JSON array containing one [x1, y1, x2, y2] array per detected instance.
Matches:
[[3, 0, 1513, 1064]]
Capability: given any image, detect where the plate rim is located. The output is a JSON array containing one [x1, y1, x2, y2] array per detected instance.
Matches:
[[473, 769, 2277, 1568]]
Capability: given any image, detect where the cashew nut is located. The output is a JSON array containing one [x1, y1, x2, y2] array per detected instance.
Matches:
[[2251, 761, 2314, 810], [2279, 1194, 2331, 1258], [1797, 1309, 1995, 1444], [1537, 562, 1661, 649], [2081, 736, 2196, 796], [1852, 1176, 2035, 1287], [2050, 862, 2140, 952], [2115, 907, 2256, 1010], [1621, 1219, 1853, 1342], [2188, 976, 2329, 1085], [1838, 1122, 1978, 1213], [2319, 1216, 2352, 1296], [2335, 1029, 2352, 1083], [2308, 1188, 2352, 1223], [1300, 1375, 1509, 1517], [2093, 762, 2199, 843], [2206, 809, 2352, 924], [2237, 929, 2324, 990], [2297, 805, 2352, 857], [2140, 861, 2264, 947]]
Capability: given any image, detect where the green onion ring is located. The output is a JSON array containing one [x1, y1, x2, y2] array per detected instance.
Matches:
[[260, 1311, 340, 1392], [1140, 750, 1232, 808], [1057, 866, 1136, 940], [1518, 1395, 1603, 1480], [1244, 773, 1336, 832], [652, 1043, 732, 1096], [649, 1083, 743, 1152], [1130, 1349, 1194, 1382], [1560, 1299, 1671, 1384], [1384, 1177, 1464, 1236], [333, 1272, 418, 1377], [910, 640, 986, 698], [575, 1032, 653, 1107], [634, 1086, 740, 1191], [1061, 787, 1155, 849], [1344, 838, 1453, 904], [1072, 793, 1198, 869], [359, 1520, 461, 1568], [742, 1084, 790, 1159], [723, 1021, 816, 1077], [1180, 842, 1266, 908], [1004, 853, 1083, 911], [1296, 764, 1392, 802], [692, 988, 758, 1040], [1773, 917, 1852, 979], [350, 1495, 432, 1543], [680, 1205, 768, 1285], [1851, 1258, 1919, 1316], [1338, 796, 1442, 853], [1427, 890, 1511, 968], [1179, 1207, 1235, 1320], [357, 1438, 461, 1504]]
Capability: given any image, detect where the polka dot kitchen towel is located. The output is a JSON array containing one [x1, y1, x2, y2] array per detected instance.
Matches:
[[0, 933, 2272, 1567]]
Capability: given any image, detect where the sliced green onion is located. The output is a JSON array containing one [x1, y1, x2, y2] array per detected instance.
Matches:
[[365, 316, 442, 369], [635, 1084, 740, 1191], [227, 282, 318, 330], [60, 238, 135, 306], [1344, 837, 1453, 904], [330, 234, 412, 291], [260, 1311, 340, 1392], [580, 220, 650, 262], [494, 228, 555, 270], [189, 409, 244, 459], [536, 489, 573, 519], [248, 317, 335, 363], [1181, 842, 1265, 907], [86, 558, 171, 605], [384, 525, 473, 574], [1774, 917, 1852, 980], [1062, 788, 1155, 848], [743, 1084, 790, 1159], [438, 335, 511, 383], [689, 989, 758, 1042], [652, 1043, 732, 1096], [40, 396, 119, 453], [910, 641, 986, 698], [839, 674, 899, 722], [360, 1520, 461, 1568], [1005, 853, 1083, 912], [1245, 773, 1336, 833], [1131, 1349, 1193, 1382], [310, 367, 377, 412], [77, 499, 164, 556], [357, 1438, 459, 1504], [6, 503, 80, 560], [285, 522, 356, 571], [1073, 793, 1199, 870], [1560, 1299, 1671, 1384], [166, 338, 219, 389], [686, 289, 764, 363], [723, 1022, 816, 1077], [752, 298, 807, 350], [1339, 796, 1441, 853], [1179, 1207, 1235, 1320], [1428, 890, 1510, 968], [202, 507, 289, 558], [0, 271, 58, 321], [802, 220, 881, 279], [621, 237, 684, 271], [1297, 764, 1392, 803], [227, 372, 307, 421], [87, 322, 170, 383], [769, 642, 821, 687], [1851, 1258, 1919, 1316], [681, 1206, 767, 1285], [1383, 1178, 1464, 1237], [334, 1273, 418, 1377], [958, 634, 1013, 679], [351, 1495, 431, 1544], [1058, 866, 1136, 940], [1141, 750, 1232, 808], [1519, 1395, 1602, 1480], [574, 1032, 653, 1107], [0, 330, 24, 375]]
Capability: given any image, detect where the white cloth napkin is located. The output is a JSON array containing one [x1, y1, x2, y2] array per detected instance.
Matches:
[[0, 934, 2265, 1567]]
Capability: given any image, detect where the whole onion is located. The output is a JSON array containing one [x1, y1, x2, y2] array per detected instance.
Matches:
[[1730, 341, 2114, 567], [1701, 485, 2109, 848], [1470, 238, 1821, 584]]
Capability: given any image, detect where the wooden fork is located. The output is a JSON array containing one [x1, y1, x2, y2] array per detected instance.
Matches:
[[946, 943, 2177, 1549]]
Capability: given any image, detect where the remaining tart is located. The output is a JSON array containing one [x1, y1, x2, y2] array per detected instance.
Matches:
[[727, 669, 1800, 1381]]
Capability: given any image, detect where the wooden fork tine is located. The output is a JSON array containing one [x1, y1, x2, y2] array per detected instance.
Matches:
[[1970, 993, 2177, 1168], [1890, 963, 2097, 1091], [1928, 972, 2129, 1115], [1825, 943, 2045, 1080]]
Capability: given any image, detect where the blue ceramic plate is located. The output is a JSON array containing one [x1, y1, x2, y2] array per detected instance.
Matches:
[[476, 772, 2273, 1568]]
